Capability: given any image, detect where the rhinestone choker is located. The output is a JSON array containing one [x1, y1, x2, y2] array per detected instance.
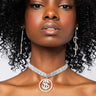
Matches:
[[27, 63, 68, 92]]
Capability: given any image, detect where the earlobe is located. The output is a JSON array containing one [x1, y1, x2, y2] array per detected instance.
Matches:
[[22, 24, 25, 29], [21, 25, 25, 30], [75, 24, 79, 28]]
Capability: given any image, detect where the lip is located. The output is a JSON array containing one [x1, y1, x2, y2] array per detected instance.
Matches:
[[40, 23, 61, 35], [41, 23, 61, 30]]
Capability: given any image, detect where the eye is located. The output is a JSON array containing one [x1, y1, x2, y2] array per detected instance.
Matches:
[[59, 5, 73, 9], [30, 4, 44, 9]]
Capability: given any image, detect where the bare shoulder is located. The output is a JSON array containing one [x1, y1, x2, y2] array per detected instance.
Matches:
[[0, 69, 28, 96], [0, 70, 27, 96], [77, 83, 96, 96], [69, 70, 96, 95], [0, 82, 15, 96], [0, 68, 29, 86]]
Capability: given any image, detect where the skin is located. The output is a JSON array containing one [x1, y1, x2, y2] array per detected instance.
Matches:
[[24, 0, 77, 72], [0, 0, 96, 96]]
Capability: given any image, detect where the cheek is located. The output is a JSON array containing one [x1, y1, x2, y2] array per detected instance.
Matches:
[[61, 13, 76, 30], [59, 12, 76, 43], [25, 11, 40, 28], [61, 12, 76, 35], [24, 10, 42, 40]]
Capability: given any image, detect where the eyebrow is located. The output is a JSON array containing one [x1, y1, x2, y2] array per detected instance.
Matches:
[[59, 0, 74, 3], [43, 0, 73, 1], [31, 0, 74, 4]]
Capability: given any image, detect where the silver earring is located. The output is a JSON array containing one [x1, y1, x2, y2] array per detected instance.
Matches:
[[20, 26, 24, 54], [73, 27, 78, 56]]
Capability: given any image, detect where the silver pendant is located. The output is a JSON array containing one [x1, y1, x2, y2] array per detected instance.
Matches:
[[39, 79, 53, 92]]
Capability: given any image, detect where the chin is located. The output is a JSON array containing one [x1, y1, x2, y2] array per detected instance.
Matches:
[[31, 37, 71, 48], [37, 41, 66, 48]]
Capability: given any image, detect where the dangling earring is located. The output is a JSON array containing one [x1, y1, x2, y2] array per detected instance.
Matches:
[[20, 26, 24, 55], [73, 27, 78, 57]]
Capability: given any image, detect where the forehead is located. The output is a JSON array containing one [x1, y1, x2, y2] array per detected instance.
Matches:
[[30, 0, 74, 3]]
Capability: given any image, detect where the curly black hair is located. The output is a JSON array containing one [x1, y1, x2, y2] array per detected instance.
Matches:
[[0, 0, 96, 73]]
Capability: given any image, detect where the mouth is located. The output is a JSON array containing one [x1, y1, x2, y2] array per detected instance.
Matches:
[[40, 23, 61, 35]]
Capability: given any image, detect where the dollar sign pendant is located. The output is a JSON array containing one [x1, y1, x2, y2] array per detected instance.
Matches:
[[39, 79, 53, 92]]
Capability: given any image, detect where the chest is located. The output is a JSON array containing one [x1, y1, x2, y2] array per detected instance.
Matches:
[[1, 84, 96, 96], [5, 87, 96, 96]]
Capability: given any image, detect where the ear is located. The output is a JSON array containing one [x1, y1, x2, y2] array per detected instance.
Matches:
[[23, 24, 25, 28], [75, 24, 79, 28], [21, 24, 25, 29]]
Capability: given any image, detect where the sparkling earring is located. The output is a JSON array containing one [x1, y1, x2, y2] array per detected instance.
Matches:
[[73, 27, 78, 56], [20, 26, 24, 55]]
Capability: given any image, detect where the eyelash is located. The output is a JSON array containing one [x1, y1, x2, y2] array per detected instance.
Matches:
[[30, 4, 73, 10], [30, 4, 43, 9], [59, 5, 73, 9]]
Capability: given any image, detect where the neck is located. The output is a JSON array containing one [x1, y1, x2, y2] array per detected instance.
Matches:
[[30, 44, 66, 73]]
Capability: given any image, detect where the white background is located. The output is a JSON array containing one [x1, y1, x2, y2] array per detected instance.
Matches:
[[0, 53, 96, 82]]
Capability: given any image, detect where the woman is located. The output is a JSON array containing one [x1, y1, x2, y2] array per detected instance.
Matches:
[[0, 0, 96, 95]]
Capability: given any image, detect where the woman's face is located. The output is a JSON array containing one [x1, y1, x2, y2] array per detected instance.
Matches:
[[24, 0, 77, 47]]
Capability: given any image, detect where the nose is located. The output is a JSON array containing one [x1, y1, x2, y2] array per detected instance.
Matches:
[[43, 8, 60, 21]]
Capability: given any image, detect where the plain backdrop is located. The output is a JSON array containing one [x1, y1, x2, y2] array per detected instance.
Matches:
[[0, 52, 96, 82]]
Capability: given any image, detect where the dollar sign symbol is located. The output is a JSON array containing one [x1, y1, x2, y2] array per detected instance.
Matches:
[[42, 79, 50, 90], [73, 27, 78, 56]]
